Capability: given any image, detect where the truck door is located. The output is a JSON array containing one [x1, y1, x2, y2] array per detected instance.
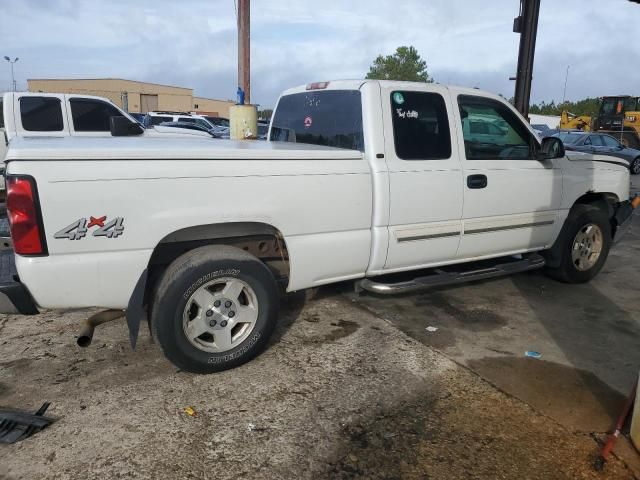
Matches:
[[381, 85, 464, 271], [13, 93, 70, 138], [453, 93, 562, 259]]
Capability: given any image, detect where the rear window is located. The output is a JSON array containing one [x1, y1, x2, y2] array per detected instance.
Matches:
[[70, 98, 123, 132], [270, 90, 364, 151], [20, 97, 64, 131]]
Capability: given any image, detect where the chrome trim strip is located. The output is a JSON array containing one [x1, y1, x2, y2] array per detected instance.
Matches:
[[464, 220, 554, 235], [397, 231, 461, 243]]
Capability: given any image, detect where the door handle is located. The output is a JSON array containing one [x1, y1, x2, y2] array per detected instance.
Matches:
[[467, 174, 487, 189]]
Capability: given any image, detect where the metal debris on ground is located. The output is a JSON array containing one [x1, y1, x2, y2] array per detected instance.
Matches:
[[425, 326, 439, 332], [183, 407, 197, 417], [525, 351, 542, 359], [0, 402, 54, 444]]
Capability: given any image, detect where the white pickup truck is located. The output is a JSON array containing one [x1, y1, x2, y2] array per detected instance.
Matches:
[[1, 80, 635, 373], [0, 92, 216, 162]]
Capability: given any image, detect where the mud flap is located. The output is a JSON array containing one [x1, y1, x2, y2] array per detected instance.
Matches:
[[0, 402, 54, 444], [126, 269, 148, 349]]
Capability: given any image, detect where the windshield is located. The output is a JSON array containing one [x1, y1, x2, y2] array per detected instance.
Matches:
[[270, 90, 364, 151]]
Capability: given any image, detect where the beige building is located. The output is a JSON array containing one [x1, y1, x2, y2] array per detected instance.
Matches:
[[27, 78, 235, 118]]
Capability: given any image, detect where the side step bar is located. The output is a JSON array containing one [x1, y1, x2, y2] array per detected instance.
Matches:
[[356, 254, 545, 295]]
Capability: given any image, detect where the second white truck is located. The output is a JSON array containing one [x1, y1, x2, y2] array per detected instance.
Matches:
[[1, 80, 635, 373]]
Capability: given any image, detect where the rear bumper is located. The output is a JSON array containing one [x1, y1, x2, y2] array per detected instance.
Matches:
[[613, 199, 635, 243], [0, 251, 38, 314]]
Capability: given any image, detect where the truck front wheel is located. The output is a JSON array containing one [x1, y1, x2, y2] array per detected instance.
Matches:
[[151, 245, 279, 373], [545, 204, 612, 283]]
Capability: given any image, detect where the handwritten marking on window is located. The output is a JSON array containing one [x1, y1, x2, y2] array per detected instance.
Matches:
[[396, 109, 419, 119]]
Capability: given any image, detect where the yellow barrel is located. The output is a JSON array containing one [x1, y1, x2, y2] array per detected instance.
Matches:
[[229, 104, 258, 140], [632, 374, 640, 450]]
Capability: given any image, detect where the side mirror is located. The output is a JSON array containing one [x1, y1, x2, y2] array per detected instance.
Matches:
[[538, 136, 565, 160], [110, 116, 144, 136]]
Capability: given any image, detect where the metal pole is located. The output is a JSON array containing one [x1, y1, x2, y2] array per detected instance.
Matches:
[[11, 62, 16, 91], [237, 0, 250, 104], [513, 0, 541, 118], [562, 65, 569, 105]]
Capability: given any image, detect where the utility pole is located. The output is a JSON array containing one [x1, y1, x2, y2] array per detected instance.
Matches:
[[3, 56, 19, 91], [237, 0, 250, 104], [561, 65, 570, 105], [512, 0, 540, 118]]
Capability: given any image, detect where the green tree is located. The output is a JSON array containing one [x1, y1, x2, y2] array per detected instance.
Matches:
[[366, 46, 433, 83], [529, 97, 600, 117]]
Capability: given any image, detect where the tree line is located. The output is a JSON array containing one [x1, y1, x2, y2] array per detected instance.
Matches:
[[365, 46, 603, 117]]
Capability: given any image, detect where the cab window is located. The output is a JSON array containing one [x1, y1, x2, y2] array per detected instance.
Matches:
[[458, 95, 534, 160], [70, 98, 123, 132], [390, 91, 451, 160], [20, 97, 64, 132]]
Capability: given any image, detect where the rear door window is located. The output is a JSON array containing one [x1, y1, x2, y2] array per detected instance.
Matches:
[[178, 117, 196, 124], [390, 91, 451, 160], [70, 98, 123, 132], [20, 97, 64, 131], [270, 90, 364, 151]]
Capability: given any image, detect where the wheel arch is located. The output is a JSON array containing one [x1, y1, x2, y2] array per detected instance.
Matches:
[[148, 221, 290, 284]]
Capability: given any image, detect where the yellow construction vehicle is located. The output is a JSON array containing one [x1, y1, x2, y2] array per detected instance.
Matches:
[[561, 96, 640, 148], [560, 111, 591, 131]]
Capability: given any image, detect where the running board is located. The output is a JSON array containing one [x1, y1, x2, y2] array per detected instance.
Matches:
[[356, 254, 545, 295]]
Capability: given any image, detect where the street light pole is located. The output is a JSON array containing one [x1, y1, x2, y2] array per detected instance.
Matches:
[[3, 56, 19, 91], [562, 65, 570, 105]]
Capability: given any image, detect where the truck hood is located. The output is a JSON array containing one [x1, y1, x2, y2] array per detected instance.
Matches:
[[4, 136, 364, 161], [565, 150, 630, 170]]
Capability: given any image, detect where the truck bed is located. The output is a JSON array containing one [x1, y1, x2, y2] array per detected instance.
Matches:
[[5, 137, 364, 161]]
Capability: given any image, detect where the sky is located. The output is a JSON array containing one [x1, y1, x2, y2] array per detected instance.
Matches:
[[0, 0, 638, 108]]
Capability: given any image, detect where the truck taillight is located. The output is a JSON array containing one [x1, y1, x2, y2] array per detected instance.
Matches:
[[6, 175, 47, 256]]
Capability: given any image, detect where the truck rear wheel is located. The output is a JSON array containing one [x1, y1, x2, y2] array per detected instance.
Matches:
[[151, 245, 279, 373], [545, 204, 611, 284]]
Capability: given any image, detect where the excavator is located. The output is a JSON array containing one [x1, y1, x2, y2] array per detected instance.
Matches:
[[560, 95, 640, 148]]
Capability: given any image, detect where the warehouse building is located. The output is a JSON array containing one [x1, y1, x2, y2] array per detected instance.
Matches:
[[27, 78, 235, 118]]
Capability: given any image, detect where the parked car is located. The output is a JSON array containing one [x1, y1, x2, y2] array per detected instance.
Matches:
[[553, 132, 640, 174], [144, 111, 217, 131], [1, 80, 634, 374], [154, 121, 222, 138], [204, 116, 230, 128]]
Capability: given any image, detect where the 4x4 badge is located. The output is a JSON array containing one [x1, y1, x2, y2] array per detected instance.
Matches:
[[54, 216, 125, 240]]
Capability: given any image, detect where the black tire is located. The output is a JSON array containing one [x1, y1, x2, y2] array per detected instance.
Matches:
[[545, 204, 612, 284], [151, 245, 279, 373], [630, 157, 640, 175]]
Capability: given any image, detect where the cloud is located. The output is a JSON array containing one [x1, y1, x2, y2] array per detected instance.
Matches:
[[0, 0, 638, 106]]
